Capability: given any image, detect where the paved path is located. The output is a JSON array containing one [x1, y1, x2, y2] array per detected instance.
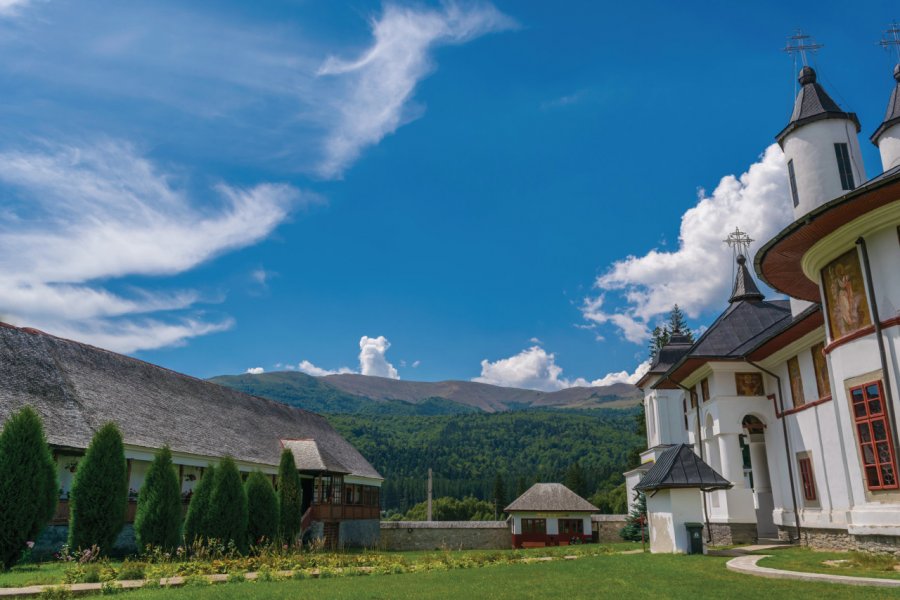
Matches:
[[727, 554, 900, 588]]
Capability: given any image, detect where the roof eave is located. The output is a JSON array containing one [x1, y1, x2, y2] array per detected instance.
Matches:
[[775, 111, 861, 148]]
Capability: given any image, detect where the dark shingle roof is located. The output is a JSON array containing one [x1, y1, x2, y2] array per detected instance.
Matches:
[[685, 299, 791, 359], [649, 334, 693, 374], [871, 64, 900, 145], [0, 323, 382, 480], [634, 444, 732, 492], [504, 483, 598, 513], [776, 66, 860, 146], [729, 255, 765, 303]]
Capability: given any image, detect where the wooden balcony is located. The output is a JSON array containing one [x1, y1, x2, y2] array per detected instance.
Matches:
[[52, 499, 191, 525], [309, 503, 380, 521]]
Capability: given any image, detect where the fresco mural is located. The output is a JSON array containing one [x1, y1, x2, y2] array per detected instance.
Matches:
[[735, 372, 764, 396], [787, 356, 805, 408], [822, 249, 872, 339]]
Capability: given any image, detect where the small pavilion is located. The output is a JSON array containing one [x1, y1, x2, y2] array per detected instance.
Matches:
[[505, 483, 598, 548]]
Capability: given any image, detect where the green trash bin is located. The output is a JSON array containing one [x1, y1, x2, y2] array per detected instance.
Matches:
[[685, 522, 704, 555]]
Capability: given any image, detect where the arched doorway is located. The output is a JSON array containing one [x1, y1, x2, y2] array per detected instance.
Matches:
[[741, 415, 776, 539]]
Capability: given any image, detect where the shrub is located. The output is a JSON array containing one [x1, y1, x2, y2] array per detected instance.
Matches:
[[0, 406, 58, 569], [206, 458, 248, 554], [68, 423, 128, 553], [245, 471, 278, 547], [134, 446, 182, 552], [277, 450, 302, 545], [183, 464, 216, 545]]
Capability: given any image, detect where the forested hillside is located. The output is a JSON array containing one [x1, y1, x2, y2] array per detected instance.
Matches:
[[326, 409, 642, 514]]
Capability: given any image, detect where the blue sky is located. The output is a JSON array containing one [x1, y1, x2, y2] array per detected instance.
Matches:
[[0, 0, 897, 389]]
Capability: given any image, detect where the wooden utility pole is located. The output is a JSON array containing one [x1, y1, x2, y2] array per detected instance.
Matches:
[[427, 468, 433, 522]]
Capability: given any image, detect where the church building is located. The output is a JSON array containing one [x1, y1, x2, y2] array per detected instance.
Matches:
[[630, 41, 900, 552]]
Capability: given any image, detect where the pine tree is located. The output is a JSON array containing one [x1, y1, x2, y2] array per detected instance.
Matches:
[[516, 476, 527, 497], [206, 457, 248, 553], [492, 473, 506, 518], [0, 407, 58, 570], [667, 304, 690, 337], [620, 491, 648, 542], [648, 325, 670, 360], [245, 471, 278, 547], [564, 462, 586, 497], [134, 446, 182, 552], [277, 449, 302, 545], [183, 464, 216, 545], [68, 423, 127, 553]]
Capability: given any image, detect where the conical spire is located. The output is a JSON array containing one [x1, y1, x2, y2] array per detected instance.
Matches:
[[870, 64, 900, 145], [729, 254, 765, 303], [776, 66, 860, 147]]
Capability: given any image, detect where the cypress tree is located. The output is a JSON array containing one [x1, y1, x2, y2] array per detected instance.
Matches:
[[245, 471, 278, 547], [68, 423, 127, 553], [0, 406, 58, 570], [183, 464, 215, 545], [277, 449, 302, 545], [492, 473, 506, 517], [206, 457, 248, 553], [134, 446, 182, 551]]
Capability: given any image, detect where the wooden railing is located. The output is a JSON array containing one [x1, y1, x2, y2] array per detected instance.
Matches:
[[52, 499, 191, 525], [309, 503, 379, 521], [300, 506, 313, 533]]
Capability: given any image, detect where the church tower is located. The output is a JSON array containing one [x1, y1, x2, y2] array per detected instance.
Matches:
[[775, 64, 865, 218], [775, 34, 866, 218], [871, 64, 900, 171]]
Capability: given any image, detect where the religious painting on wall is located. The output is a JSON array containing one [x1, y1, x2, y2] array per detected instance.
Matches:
[[735, 372, 764, 396], [821, 249, 872, 340], [701, 378, 710, 403], [811, 342, 831, 399], [787, 356, 805, 408]]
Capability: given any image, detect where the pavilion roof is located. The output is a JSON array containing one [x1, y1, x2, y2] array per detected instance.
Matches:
[[634, 444, 732, 492], [504, 483, 598, 513]]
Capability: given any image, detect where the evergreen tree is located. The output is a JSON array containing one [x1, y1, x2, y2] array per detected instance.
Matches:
[[206, 457, 248, 553], [0, 407, 58, 570], [564, 462, 586, 497], [68, 423, 127, 553], [245, 471, 278, 547], [667, 304, 690, 337], [492, 473, 506, 518], [648, 325, 670, 360], [183, 464, 215, 545], [620, 491, 648, 542], [134, 446, 182, 552], [516, 476, 527, 497], [277, 449, 302, 545]]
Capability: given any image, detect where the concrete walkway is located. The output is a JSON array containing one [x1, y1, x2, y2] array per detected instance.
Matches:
[[727, 554, 900, 588]]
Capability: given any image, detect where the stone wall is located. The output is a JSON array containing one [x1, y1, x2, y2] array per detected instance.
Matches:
[[339, 519, 380, 549], [591, 515, 627, 542], [707, 522, 757, 546], [380, 521, 511, 551], [778, 526, 900, 556]]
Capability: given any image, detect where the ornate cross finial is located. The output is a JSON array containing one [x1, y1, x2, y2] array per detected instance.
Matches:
[[879, 21, 900, 62], [783, 30, 823, 67], [724, 227, 754, 258]]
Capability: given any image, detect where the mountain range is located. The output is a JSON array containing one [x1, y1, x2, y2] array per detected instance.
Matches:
[[209, 371, 641, 415]]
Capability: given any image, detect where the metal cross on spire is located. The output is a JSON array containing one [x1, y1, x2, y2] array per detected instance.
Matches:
[[723, 227, 754, 258], [879, 21, 900, 62], [783, 30, 823, 67]]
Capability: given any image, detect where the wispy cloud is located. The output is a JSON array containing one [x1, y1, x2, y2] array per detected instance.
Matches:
[[581, 144, 793, 344], [315, 2, 515, 177], [0, 139, 301, 352], [0, 0, 32, 17]]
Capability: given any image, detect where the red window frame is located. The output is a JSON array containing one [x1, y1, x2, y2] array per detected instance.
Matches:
[[797, 457, 816, 501], [522, 519, 546, 534], [851, 381, 899, 491]]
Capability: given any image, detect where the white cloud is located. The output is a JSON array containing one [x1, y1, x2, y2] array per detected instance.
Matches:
[[412, 360, 421, 368], [0, 0, 31, 17], [572, 359, 652, 387], [582, 144, 793, 343], [358, 335, 399, 379], [295, 335, 399, 379], [315, 2, 514, 177], [0, 139, 300, 352], [246, 367, 264, 375]]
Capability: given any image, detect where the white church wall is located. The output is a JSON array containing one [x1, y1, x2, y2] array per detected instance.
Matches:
[[782, 119, 866, 219], [865, 224, 900, 322], [877, 123, 900, 171], [647, 488, 704, 554]]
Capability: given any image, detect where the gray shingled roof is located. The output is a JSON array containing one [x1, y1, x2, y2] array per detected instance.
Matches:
[[871, 64, 900, 145], [729, 255, 765, 303], [282, 439, 351, 474], [634, 444, 732, 492], [0, 323, 382, 480], [647, 334, 693, 375], [685, 299, 791, 358], [504, 483, 598, 513], [776, 66, 860, 146]]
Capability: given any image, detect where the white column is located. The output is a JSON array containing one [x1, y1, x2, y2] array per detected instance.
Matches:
[[718, 433, 745, 489], [748, 435, 771, 493]]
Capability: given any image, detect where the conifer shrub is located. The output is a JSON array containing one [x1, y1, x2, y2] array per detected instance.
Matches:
[[206, 457, 248, 553], [245, 471, 278, 547], [183, 464, 216, 545], [277, 449, 302, 545], [620, 491, 648, 542], [134, 446, 182, 551], [0, 406, 59, 569], [68, 423, 128, 553]]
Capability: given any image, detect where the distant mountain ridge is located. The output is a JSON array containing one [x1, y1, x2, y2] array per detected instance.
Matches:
[[209, 371, 641, 415]]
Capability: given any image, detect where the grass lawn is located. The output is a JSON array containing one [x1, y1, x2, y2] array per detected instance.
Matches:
[[0, 562, 72, 588], [757, 547, 900, 580], [73, 553, 900, 599]]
